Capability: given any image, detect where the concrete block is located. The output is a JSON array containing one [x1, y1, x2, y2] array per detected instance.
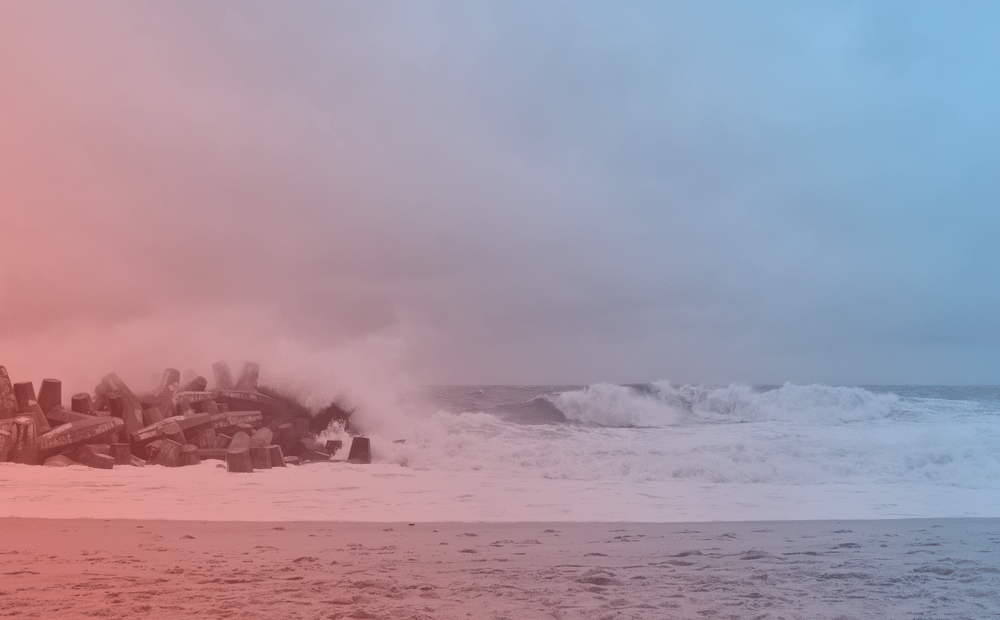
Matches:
[[12, 381, 36, 414], [225, 431, 253, 473], [347, 437, 371, 464], [37, 378, 61, 414], [0, 366, 18, 419]]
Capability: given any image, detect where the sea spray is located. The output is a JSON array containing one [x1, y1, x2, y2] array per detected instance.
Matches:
[[552, 382, 899, 427], [554, 383, 685, 426]]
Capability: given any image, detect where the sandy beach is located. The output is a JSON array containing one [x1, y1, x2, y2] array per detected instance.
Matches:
[[1, 517, 997, 619]]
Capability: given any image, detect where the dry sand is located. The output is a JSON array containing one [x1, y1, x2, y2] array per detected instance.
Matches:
[[1, 518, 997, 619]]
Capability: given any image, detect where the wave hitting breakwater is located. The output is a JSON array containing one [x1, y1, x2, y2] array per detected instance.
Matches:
[[353, 383, 1000, 489]]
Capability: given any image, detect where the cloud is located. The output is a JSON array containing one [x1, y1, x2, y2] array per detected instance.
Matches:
[[1, 1, 999, 388]]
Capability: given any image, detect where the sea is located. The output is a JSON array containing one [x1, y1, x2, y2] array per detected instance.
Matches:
[[2, 382, 999, 522]]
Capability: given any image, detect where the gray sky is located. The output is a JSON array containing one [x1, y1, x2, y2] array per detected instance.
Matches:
[[1, 1, 998, 390]]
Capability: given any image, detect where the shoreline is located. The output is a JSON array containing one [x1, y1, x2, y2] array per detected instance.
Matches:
[[3, 460, 998, 522], [2, 515, 995, 524], [2, 517, 997, 619]]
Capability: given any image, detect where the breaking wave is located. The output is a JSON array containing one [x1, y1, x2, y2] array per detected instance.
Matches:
[[552, 382, 900, 427], [336, 382, 1000, 489]]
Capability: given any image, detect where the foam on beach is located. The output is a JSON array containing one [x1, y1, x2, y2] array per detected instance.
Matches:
[[2, 457, 997, 522]]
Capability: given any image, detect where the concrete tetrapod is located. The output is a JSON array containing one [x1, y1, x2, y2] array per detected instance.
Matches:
[[10, 416, 38, 465], [347, 437, 371, 464], [37, 416, 125, 458], [146, 438, 183, 467], [23, 400, 52, 434], [225, 431, 253, 473], [249, 446, 272, 469], [12, 382, 36, 415], [0, 366, 18, 419], [267, 444, 286, 467], [0, 428, 10, 461], [37, 379, 61, 414], [180, 444, 201, 466], [145, 368, 181, 418], [44, 406, 91, 428], [97, 375, 145, 445]]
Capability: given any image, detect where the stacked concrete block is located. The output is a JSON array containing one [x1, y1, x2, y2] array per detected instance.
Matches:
[[0, 361, 365, 472]]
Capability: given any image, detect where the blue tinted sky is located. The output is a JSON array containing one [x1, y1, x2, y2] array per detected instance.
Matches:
[[1, 1, 998, 387]]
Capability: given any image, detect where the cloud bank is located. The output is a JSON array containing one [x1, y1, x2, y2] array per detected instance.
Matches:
[[1, 1, 998, 392]]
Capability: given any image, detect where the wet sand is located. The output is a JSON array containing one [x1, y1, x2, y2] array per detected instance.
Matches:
[[1, 518, 997, 619]]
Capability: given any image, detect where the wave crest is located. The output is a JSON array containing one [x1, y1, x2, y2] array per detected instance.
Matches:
[[553, 382, 899, 427]]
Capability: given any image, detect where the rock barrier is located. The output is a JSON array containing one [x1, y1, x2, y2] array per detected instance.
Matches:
[[0, 361, 362, 472]]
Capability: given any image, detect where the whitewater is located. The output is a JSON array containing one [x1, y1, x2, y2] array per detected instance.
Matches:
[[2, 382, 998, 521]]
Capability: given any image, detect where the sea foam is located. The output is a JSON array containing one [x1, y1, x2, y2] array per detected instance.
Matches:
[[332, 382, 1000, 489], [553, 381, 899, 426]]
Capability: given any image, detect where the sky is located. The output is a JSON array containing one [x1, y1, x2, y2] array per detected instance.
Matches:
[[1, 1, 999, 397]]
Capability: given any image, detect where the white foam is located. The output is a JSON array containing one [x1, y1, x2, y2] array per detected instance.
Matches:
[[553, 383, 685, 426], [365, 414, 1000, 487], [1, 460, 997, 522], [329, 383, 1000, 492], [553, 382, 899, 427]]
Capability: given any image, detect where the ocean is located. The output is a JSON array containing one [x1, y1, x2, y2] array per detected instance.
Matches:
[[2, 382, 999, 522], [338, 382, 1000, 520], [400, 383, 1000, 487]]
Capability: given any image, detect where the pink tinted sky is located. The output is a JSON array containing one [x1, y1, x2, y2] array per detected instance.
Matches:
[[2, 2, 999, 397]]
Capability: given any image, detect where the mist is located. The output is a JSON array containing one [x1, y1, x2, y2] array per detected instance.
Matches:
[[2, 1, 998, 394]]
